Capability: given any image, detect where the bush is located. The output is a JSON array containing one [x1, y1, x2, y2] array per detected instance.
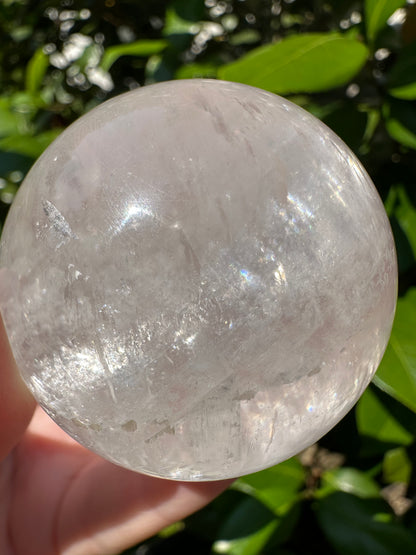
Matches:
[[1, 1, 416, 553]]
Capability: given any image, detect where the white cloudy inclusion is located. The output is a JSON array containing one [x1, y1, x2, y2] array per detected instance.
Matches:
[[0, 80, 397, 480]]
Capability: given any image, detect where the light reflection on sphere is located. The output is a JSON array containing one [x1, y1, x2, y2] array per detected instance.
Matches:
[[0, 80, 397, 480]]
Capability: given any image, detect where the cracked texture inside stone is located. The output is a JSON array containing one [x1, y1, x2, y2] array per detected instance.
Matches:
[[0, 79, 397, 480]]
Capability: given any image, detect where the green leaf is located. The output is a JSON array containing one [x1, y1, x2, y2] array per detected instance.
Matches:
[[390, 83, 416, 102], [218, 33, 369, 94], [229, 30, 261, 46], [212, 497, 278, 555], [385, 184, 416, 264], [0, 150, 33, 176], [171, 0, 205, 22], [384, 184, 416, 274], [101, 40, 168, 72], [0, 129, 61, 158], [171, 0, 205, 21], [158, 521, 185, 538], [185, 489, 249, 541], [356, 388, 414, 448], [175, 62, 218, 79], [316, 492, 416, 555], [319, 467, 381, 499], [365, 0, 407, 43], [384, 100, 416, 150], [383, 447, 412, 484], [164, 6, 199, 36], [0, 98, 20, 138], [373, 288, 416, 413], [25, 48, 49, 95], [233, 458, 305, 515], [388, 43, 416, 100], [385, 120, 416, 150], [322, 102, 367, 152]]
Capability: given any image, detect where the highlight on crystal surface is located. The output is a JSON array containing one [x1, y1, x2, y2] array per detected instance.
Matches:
[[0, 79, 397, 480]]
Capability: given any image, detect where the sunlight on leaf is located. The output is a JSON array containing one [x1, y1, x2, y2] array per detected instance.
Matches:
[[233, 458, 305, 515], [318, 467, 380, 499], [218, 33, 368, 94]]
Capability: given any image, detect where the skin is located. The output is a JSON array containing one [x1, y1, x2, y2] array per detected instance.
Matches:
[[0, 317, 232, 555]]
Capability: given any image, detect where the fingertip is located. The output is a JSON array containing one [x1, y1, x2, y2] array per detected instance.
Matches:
[[0, 314, 36, 461]]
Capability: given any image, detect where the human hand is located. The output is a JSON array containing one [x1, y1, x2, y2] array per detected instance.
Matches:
[[0, 317, 232, 555]]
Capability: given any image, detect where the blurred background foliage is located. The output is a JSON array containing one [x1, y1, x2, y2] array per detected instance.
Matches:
[[1, 0, 416, 553]]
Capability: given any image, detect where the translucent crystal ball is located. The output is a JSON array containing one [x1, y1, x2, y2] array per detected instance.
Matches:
[[0, 80, 397, 480]]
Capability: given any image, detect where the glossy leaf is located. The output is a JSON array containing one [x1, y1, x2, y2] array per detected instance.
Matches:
[[322, 102, 367, 151], [164, 8, 196, 35], [384, 184, 416, 273], [388, 43, 416, 100], [218, 33, 369, 94], [384, 100, 416, 150], [212, 497, 278, 555], [385, 184, 416, 261], [163, 0, 204, 37], [373, 288, 416, 413], [316, 492, 416, 555], [185, 489, 252, 543], [383, 447, 412, 484], [385, 120, 416, 150], [319, 467, 380, 499], [175, 62, 218, 79], [101, 40, 168, 71], [365, 0, 407, 43], [0, 130, 61, 158], [389, 83, 416, 102], [234, 458, 305, 515], [356, 388, 414, 448]]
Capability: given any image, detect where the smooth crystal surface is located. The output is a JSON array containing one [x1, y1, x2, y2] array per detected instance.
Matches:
[[0, 80, 397, 480]]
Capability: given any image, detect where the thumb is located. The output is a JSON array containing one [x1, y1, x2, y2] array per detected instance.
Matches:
[[0, 315, 36, 461]]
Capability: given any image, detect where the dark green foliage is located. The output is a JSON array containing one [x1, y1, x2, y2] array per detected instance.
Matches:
[[1, 1, 416, 553]]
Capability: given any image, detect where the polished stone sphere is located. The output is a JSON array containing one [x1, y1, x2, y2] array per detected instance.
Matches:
[[0, 80, 397, 480]]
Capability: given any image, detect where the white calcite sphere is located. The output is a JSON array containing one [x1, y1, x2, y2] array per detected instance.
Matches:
[[0, 80, 397, 480]]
